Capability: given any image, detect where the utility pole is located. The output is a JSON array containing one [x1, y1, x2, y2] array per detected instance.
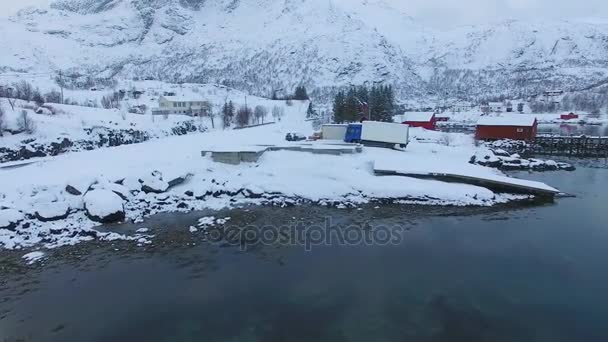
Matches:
[[59, 70, 64, 104]]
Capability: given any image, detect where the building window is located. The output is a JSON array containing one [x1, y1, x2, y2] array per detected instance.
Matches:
[[516, 128, 524, 133]]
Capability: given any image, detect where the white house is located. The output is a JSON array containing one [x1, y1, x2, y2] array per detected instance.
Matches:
[[488, 102, 505, 113], [450, 102, 474, 113], [152, 96, 211, 116]]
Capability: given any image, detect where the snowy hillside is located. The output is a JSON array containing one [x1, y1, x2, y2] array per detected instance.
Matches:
[[1, 0, 608, 101], [0, 81, 309, 163]]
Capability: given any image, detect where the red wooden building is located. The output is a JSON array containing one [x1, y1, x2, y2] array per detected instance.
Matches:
[[475, 116, 538, 141], [560, 112, 579, 120], [397, 112, 437, 130]]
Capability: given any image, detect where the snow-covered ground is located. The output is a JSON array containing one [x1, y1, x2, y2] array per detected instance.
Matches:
[[0, 82, 307, 163], [0, 100, 201, 149], [1, 100, 552, 253]]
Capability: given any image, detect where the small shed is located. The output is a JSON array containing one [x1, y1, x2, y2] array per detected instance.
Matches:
[[435, 114, 450, 122], [475, 116, 538, 141], [560, 112, 579, 120], [397, 112, 437, 130]]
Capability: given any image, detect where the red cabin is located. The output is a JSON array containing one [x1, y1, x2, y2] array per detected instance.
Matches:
[[475, 116, 538, 141], [397, 112, 437, 130], [560, 112, 579, 120]]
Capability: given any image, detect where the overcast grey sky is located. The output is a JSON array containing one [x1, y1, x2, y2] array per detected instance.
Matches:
[[2, 0, 607, 27]]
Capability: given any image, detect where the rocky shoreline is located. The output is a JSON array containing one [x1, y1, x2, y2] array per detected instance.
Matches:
[[0, 121, 203, 163], [469, 140, 576, 172], [0, 168, 532, 252]]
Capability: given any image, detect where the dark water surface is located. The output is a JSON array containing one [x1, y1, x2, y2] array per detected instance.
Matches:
[[1, 167, 608, 342]]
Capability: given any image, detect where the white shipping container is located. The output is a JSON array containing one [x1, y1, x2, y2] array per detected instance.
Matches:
[[361, 121, 409, 146], [321, 124, 348, 140]]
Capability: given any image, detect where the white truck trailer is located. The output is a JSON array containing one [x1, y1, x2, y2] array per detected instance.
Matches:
[[345, 121, 409, 148], [321, 124, 349, 140]]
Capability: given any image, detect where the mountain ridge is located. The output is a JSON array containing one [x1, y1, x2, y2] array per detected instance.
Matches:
[[1, 0, 607, 102]]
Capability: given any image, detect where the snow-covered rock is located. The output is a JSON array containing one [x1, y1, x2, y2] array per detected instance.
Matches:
[[65, 184, 83, 196], [121, 176, 143, 191], [471, 151, 575, 172], [91, 181, 131, 200], [0, 209, 24, 231], [22, 251, 47, 265], [167, 174, 190, 189], [35, 107, 53, 115], [83, 190, 125, 223], [34, 202, 71, 222], [140, 172, 169, 194]]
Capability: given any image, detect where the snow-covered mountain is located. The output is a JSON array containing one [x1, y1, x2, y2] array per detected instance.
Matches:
[[1, 0, 607, 101]]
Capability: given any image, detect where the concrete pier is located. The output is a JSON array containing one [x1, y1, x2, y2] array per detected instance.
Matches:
[[202, 142, 363, 165], [373, 162, 561, 198]]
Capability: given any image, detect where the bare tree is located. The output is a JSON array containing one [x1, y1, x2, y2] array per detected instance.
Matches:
[[0, 103, 5, 137], [1, 86, 17, 111], [439, 133, 454, 146], [208, 105, 216, 129], [236, 105, 252, 127], [254, 105, 267, 124], [101, 91, 122, 109], [18, 110, 36, 134], [272, 106, 284, 121], [44, 90, 62, 104], [13, 80, 33, 102], [32, 88, 45, 107]]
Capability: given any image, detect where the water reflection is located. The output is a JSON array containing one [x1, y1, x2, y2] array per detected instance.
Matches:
[[538, 124, 608, 136]]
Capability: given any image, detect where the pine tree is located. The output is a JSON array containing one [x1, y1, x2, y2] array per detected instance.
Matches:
[[333, 91, 346, 123], [344, 88, 359, 122], [222, 101, 235, 128], [306, 102, 316, 118], [294, 86, 309, 100]]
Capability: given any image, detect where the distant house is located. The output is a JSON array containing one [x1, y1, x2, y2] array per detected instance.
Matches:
[[475, 116, 538, 141], [541, 90, 564, 104], [435, 114, 450, 122], [560, 112, 579, 120], [543, 90, 564, 97], [152, 96, 210, 116], [488, 102, 505, 113], [395, 112, 437, 130], [450, 102, 474, 113]]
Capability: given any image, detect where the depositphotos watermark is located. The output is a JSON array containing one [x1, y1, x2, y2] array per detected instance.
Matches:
[[205, 217, 405, 251]]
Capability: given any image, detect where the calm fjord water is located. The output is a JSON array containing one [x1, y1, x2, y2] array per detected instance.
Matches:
[[1, 167, 608, 342]]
